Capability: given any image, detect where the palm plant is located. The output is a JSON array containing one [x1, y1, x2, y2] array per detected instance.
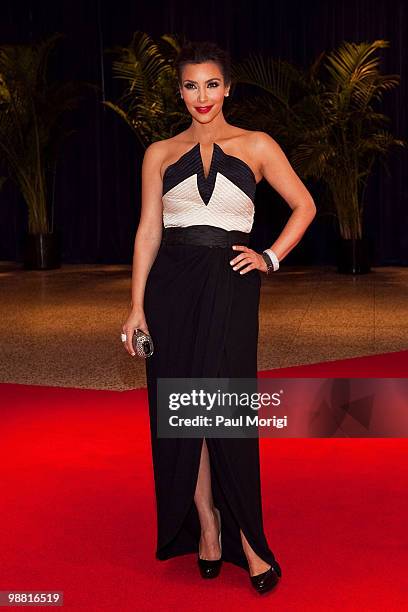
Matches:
[[0, 32, 89, 235], [103, 31, 191, 148], [230, 40, 405, 241]]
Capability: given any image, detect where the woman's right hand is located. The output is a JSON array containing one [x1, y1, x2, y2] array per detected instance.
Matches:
[[122, 307, 150, 358]]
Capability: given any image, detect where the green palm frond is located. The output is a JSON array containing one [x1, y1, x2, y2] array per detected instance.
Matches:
[[110, 32, 169, 91], [231, 54, 307, 110], [324, 40, 400, 114], [230, 39, 405, 239], [0, 34, 89, 234], [103, 31, 189, 146], [291, 140, 336, 179]]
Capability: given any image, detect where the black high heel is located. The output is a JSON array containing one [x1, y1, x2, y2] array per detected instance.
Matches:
[[250, 560, 282, 594], [197, 507, 222, 579]]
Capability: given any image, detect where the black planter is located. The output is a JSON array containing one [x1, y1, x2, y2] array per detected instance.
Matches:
[[336, 237, 371, 274], [23, 231, 62, 270]]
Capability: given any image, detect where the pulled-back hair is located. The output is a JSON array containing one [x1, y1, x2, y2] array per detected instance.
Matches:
[[174, 40, 232, 87]]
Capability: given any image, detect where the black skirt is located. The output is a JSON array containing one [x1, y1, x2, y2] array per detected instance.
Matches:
[[143, 224, 278, 571]]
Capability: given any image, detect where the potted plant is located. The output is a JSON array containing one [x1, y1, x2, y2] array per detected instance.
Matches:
[[103, 30, 190, 147], [0, 32, 90, 269], [230, 40, 405, 273]]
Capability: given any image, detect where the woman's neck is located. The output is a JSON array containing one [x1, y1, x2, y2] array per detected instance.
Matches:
[[187, 116, 231, 144]]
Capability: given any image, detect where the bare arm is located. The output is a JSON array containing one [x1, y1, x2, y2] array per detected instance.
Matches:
[[121, 141, 164, 356], [256, 132, 317, 261], [130, 141, 164, 309], [230, 132, 317, 275]]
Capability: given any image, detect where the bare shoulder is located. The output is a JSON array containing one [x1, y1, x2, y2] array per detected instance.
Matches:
[[243, 130, 282, 155], [145, 134, 192, 176], [229, 129, 281, 182], [143, 139, 168, 162], [142, 138, 175, 176], [242, 130, 316, 211], [245, 130, 291, 175]]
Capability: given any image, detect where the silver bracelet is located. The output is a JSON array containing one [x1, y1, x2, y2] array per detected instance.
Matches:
[[262, 248, 280, 272]]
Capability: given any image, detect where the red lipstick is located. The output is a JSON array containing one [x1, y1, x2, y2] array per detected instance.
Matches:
[[195, 106, 213, 114]]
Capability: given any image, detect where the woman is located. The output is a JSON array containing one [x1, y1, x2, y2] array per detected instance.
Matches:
[[121, 41, 316, 594]]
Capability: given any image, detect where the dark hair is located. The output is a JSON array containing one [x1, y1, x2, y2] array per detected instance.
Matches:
[[174, 40, 231, 87]]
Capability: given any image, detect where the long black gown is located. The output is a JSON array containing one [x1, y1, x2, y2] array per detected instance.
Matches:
[[143, 141, 279, 572]]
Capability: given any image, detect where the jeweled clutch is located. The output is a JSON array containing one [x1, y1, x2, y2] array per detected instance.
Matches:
[[132, 329, 154, 358]]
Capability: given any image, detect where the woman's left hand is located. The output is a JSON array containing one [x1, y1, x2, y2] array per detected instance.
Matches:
[[229, 245, 268, 275]]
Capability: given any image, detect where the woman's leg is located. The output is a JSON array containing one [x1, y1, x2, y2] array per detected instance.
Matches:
[[240, 531, 272, 576], [193, 438, 221, 560], [194, 438, 273, 575]]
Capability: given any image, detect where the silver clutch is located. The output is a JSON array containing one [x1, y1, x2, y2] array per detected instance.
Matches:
[[132, 329, 154, 358]]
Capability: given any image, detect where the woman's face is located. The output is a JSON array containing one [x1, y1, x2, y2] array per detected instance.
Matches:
[[179, 61, 229, 122]]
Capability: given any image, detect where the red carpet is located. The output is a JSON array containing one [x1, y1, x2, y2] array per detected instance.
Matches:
[[1, 350, 407, 611]]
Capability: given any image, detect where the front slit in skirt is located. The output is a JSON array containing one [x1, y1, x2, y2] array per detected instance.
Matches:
[[143, 226, 278, 572]]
